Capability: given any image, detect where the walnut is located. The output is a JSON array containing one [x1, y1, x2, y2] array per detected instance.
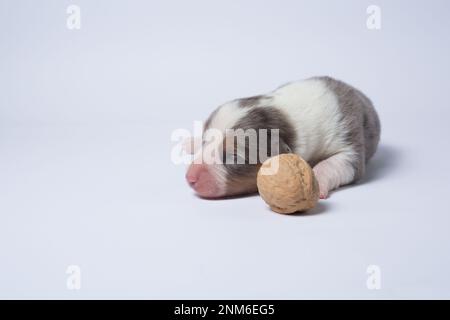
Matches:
[[257, 154, 319, 214]]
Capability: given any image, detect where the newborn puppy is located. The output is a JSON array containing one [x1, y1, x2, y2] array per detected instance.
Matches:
[[185, 76, 380, 199]]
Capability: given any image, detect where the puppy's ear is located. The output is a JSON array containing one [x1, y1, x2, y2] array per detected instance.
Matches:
[[268, 137, 292, 158], [258, 135, 292, 164], [273, 137, 292, 154]]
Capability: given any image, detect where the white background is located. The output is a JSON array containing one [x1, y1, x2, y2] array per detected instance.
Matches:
[[1, 0, 449, 298]]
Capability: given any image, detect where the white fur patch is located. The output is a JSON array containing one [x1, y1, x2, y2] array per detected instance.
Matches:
[[207, 101, 249, 134], [203, 101, 249, 196], [269, 79, 351, 163]]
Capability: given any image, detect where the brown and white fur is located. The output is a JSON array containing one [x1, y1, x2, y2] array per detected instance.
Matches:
[[185, 76, 380, 199]]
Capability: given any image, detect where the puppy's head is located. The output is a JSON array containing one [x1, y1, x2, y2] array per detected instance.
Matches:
[[186, 97, 296, 198]]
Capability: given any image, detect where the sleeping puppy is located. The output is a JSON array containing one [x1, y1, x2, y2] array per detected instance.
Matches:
[[185, 76, 380, 199]]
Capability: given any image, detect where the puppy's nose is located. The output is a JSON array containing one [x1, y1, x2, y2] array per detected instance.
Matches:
[[185, 172, 197, 185], [185, 164, 223, 198], [186, 164, 204, 187]]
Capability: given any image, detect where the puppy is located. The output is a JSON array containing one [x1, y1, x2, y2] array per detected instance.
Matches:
[[185, 76, 380, 199]]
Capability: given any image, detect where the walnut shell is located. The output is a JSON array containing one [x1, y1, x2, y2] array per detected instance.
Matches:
[[257, 154, 319, 214]]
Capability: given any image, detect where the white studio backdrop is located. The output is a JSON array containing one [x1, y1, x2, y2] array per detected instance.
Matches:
[[0, 0, 449, 298]]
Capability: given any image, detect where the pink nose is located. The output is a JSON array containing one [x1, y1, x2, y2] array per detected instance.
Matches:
[[186, 170, 198, 185], [185, 164, 204, 185], [186, 164, 222, 198]]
